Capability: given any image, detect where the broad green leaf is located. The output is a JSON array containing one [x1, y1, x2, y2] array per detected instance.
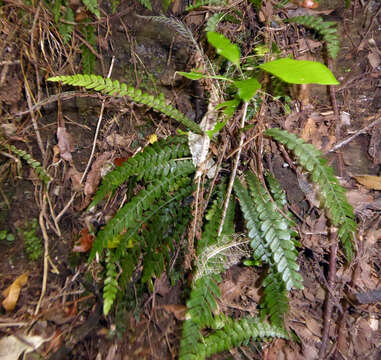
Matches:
[[207, 31, 240, 67], [216, 98, 240, 116], [259, 58, 339, 85], [178, 71, 232, 82], [234, 78, 261, 102]]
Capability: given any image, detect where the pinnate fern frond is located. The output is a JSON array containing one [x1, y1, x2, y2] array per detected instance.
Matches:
[[48, 75, 202, 134], [244, 172, 303, 290], [103, 250, 119, 315], [287, 15, 340, 59], [260, 270, 288, 328], [89, 136, 191, 208], [196, 316, 288, 360], [9, 145, 51, 184], [89, 163, 195, 260], [265, 128, 356, 260]]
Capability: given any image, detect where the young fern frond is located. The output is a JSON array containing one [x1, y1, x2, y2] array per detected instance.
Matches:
[[287, 15, 340, 59], [89, 136, 191, 208], [48, 75, 202, 134], [9, 145, 51, 184], [265, 128, 357, 260], [136, 15, 197, 46], [196, 316, 288, 360]]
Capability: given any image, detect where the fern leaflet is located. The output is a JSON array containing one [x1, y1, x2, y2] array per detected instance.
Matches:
[[9, 145, 51, 184], [287, 15, 340, 59], [89, 136, 191, 208], [48, 75, 202, 134], [103, 250, 119, 315], [265, 128, 356, 260]]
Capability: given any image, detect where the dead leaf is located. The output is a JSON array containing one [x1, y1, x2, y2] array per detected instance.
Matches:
[[161, 304, 187, 321], [367, 52, 381, 69], [2, 272, 29, 311], [0, 335, 46, 360], [354, 175, 381, 190], [84, 152, 113, 196], [73, 228, 94, 253], [57, 126, 74, 161], [67, 167, 82, 192]]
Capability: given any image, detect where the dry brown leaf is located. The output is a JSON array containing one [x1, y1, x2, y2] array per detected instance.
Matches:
[[67, 167, 82, 192], [2, 272, 29, 311], [161, 304, 187, 321], [57, 126, 74, 161], [84, 152, 113, 196], [354, 175, 381, 190], [73, 228, 94, 253], [0, 334, 46, 360]]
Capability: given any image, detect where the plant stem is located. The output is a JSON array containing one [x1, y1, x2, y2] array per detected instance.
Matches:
[[218, 101, 248, 236]]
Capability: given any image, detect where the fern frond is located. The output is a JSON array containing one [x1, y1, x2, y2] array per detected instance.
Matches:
[[57, 7, 74, 44], [233, 178, 270, 264], [89, 136, 191, 208], [103, 250, 119, 315], [9, 145, 51, 184], [260, 270, 288, 328], [137, 0, 152, 10], [265, 128, 357, 260], [234, 172, 303, 290], [82, 0, 100, 18], [141, 184, 193, 283], [48, 75, 202, 134], [287, 15, 340, 59], [196, 316, 288, 359], [89, 164, 195, 260], [136, 15, 196, 45]]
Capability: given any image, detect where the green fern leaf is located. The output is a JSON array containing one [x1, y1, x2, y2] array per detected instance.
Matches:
[[90, 164, 195, 260], [234, 172, 303, 290], [82, 0, 100, 18], [48, 75, 202, 134], [265, 128, 356, 260], [89, 136, 191, 208], [197, 317, 288, 359], [260, 270, 288, 328], [9, 145, 51, 184], [287, 15, 340, 59], [233, 178, 270, 263], [103, 250, 119, 315]]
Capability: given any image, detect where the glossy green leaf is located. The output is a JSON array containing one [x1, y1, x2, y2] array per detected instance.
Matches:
[[207, 31, 240, 67], [234, 78, 261, 102], [178, 71, 232, 82], [259, 58, 339, 85], [216, 98, 240, 116]]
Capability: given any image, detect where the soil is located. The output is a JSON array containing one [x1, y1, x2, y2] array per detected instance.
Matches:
[[0, 0, 380, 359]]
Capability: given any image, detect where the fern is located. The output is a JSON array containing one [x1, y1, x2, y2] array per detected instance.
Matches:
[[9, 145, 51, 184], [90, 164, 194, 259], [89, 136, 191, 208], [81, 24, 96, 74], [82, 0, 100, 19], [48, 75, 203, 134], [196, 316, 288, 360], [260, 270, 288, 328], [287, 15, 340, 59], [265, 128, 356, 260], [234, 172, 303, 291], [57, 6, 74, 44], [103, 251, 119, 315], [136, 15, 196, 45]]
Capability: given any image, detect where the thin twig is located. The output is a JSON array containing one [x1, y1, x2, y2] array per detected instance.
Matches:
[[318, 226, 338, 359], [326, 116, 381, 153], [34, 193, 49, 315], [24, 83, 45, 157], [80, 57, 115, 184], [217, 102, 249, 236]]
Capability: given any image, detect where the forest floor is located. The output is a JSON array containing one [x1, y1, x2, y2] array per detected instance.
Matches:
[[0, 0, 380, 359]]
